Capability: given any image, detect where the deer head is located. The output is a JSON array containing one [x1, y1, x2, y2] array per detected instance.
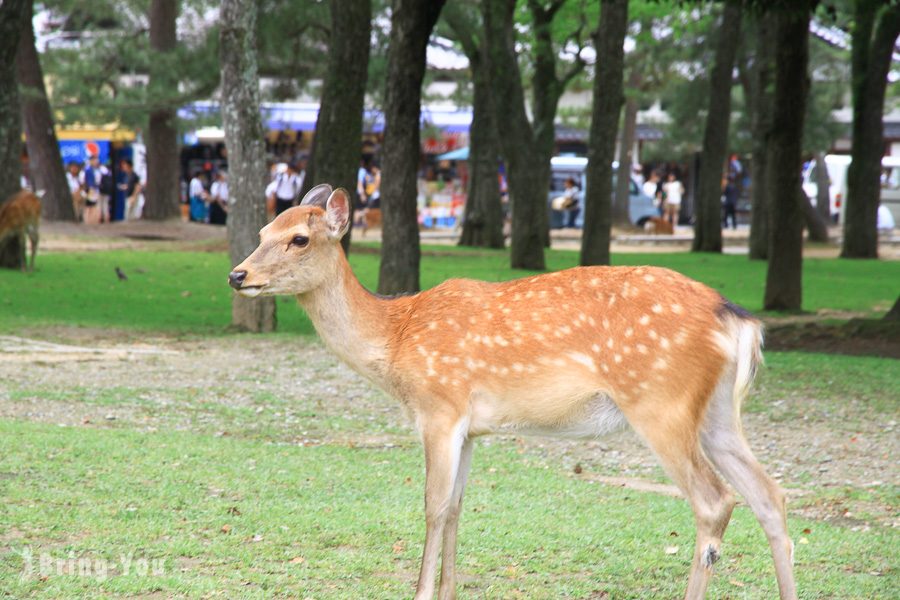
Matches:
[[228, 184, 350, 297]]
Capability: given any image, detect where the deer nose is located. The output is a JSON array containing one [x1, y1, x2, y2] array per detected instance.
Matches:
[[228, 270, 247, 289]]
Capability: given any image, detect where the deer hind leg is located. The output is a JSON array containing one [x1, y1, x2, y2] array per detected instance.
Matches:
[[438, 436, 474, 600], [27, 225, 38, 272], [414, 414, 470, 600], [701, 380, 797, 600], [620, 403, 734, 600], [18, 231, 28, 272]]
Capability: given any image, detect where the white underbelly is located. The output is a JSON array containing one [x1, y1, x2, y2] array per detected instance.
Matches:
[[471, 392, 628, 439]]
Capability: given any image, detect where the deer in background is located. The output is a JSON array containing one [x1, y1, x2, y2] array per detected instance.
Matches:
[[0, 190, 40, 272], [228, 184, 797, 600]]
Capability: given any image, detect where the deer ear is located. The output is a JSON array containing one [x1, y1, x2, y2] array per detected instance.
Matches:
[[324, 188, 351, 240], [299, 183, 333, 209]]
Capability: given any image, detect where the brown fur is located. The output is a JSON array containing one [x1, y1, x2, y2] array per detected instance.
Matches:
[[0, 191, 40, 271], [231, 188, 797, 600], [644, 216, 674, 235]]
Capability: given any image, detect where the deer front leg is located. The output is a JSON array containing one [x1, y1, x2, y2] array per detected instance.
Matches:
[[414, 416, 470, 600], [438, 437, 474, 600]]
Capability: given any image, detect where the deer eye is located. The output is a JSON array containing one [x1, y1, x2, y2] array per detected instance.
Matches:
[[290, 235, 309, 247]]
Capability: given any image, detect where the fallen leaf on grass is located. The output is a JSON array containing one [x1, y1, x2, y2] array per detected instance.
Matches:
[[798, 537, 809, 545], [227, 506, 241, 516], [729, 579, 745, 587], [665, 546, 679, 555], [221, 524, 232, 534], [289, 556, 305, 564]]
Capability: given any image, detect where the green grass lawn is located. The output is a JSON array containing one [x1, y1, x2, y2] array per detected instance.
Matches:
[[0, 245, 897, 335], [1, 246, 897, 598], [0, 420, 895, 599]]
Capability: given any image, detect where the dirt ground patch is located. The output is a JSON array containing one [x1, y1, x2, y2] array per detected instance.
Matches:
[[1, 327, 896, 529], [764, 317, 900, 359]]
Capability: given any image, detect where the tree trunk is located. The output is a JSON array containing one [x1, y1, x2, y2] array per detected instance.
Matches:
[[813, 151, 830, 221], [482, 0, 546, 270], [800, 187, 829, 242], [15, 0, 74, 222], [144, 0, 181, 220], [764, 3, 815, 311], [841, 2, 900, 259], [613, 80, 638, 227], [377, 0, 445, 294], [220, 0, 276, 332], [581, 0, 628, 266], [748, 10, 775, 261], [0, 0, 29, 269], [309, 0, 371, 255], [693, 0, 742, 253], [459, 54, 503, 249]]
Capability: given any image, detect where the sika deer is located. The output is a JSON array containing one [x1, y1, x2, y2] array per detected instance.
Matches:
[[229, 184, 797, 600], [0, 190, 40, 272]]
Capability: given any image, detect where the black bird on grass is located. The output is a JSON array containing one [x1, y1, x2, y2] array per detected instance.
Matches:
[[115, 267, 128, 281]]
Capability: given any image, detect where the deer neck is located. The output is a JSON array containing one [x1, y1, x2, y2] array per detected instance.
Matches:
[[297, 252, 397, 386]]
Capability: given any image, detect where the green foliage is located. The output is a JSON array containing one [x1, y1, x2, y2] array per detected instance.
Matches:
[[40, 0, 220, 129]]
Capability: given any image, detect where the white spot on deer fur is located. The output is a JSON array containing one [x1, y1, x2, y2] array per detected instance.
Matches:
[[602, 318, 610, 330], [675, 330, 688, 345], [465, 358, 477, 370], [501, 307, 512, 315], [472, 334, 482, 343], [651, 303, 663, 314], [533, 333, 546, 342], [591, 343, 601, 353], [601, 363, 610, 373], [652, 358, 668, 370], [623, 345, 631, 354], [439, 376, 448, 384], [428, 322, 438, 331], [417, 346, 428, 357], [660, 337, 671, 350], [468, 316, 477, 324], [639, 314, 651, 326], [639, 382, 651, 390], [587, 316, 596, 326], [671, 303, 683, 314], [558, 325, 572, 335], [489, 366, 498, 374], [494, 335, 509, 347], [637, 343, 648, 354], [554, 286, 563, 295], [526, 291, 534, 299], [608, 295, 617, 307], [614, 354, 623, 364], [568, 352, 597, 372], [512, 362, 525, 373], [606, 338, 614, 349], [649, 329, 659, 340], [628, 370, 637, 379], [624, 327, 634, 337], [643, 274, 656, 283], [553, 358, 566, 367], [590, 278, 600, 286], [531, 312, 540, 320]]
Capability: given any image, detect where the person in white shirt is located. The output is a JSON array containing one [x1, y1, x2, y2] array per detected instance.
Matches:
[[189, 171, 209, 222], [265, 162, 302, 216], [643, 171, 662, 212], [209, 170, 229, 225], [662, 173, 685, 227], [66, 162, 83, 220]]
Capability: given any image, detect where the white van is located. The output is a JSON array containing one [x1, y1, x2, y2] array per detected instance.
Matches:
[[802, 154, 900, 225], [548, 157, 658, 228]]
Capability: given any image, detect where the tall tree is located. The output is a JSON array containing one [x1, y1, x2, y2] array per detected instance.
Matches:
[[144, 0, 181, 220], [841, 1, 900, 258], [377, 0, 446, 295], [580, 0, 628, 266], [692, 0, 742, 253], [764, 1, 816, 311], [443, 2, 504, 249], [747, 10, 775, 260], [307, 0, 372, 254], [220, 0, 276, 332], [0, 0, 29, 269], [482, 0, 588, 270], [15, 0, 74, 222]]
